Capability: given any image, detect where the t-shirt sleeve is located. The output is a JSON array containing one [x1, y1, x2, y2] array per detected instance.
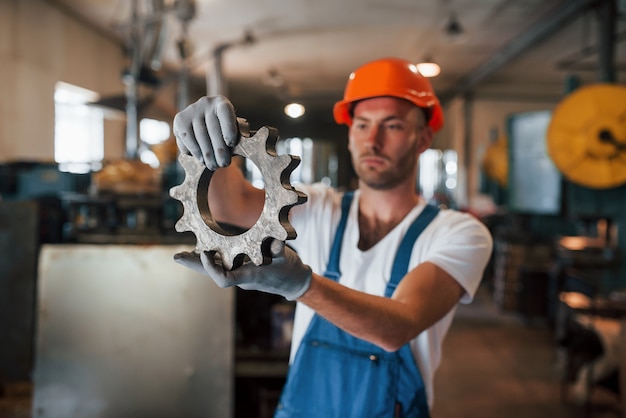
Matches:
[[421, 212, 493, 304]]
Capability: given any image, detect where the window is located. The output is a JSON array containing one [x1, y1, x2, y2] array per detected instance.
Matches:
[[245, 137, 317, 189], [140, 118, 170, 145], [139, 118, 171, 168], [418, 149, 458, 207], [54, 82, 103, 173]]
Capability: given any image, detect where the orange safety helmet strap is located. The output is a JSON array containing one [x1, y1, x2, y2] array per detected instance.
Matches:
[[333, 57, 444, 132]]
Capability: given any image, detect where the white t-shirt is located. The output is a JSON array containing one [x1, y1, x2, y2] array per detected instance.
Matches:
[[288, 183, 493, 408]]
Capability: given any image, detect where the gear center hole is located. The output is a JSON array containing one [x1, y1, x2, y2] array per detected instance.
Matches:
[[200, 157, 265, 236]]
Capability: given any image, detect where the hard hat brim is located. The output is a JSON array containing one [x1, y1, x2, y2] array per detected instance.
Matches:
[[333, 95, 444, 132]]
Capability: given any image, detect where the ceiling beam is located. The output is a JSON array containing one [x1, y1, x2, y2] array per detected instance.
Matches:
[[439, 0, 602, 104]]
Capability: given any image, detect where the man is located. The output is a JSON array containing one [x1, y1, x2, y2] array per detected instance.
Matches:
[[173, 57, 493, 417]]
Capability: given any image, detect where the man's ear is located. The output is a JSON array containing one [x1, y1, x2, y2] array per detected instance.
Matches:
[[347, 128, 354, 153], [417, 126, 434, 154]]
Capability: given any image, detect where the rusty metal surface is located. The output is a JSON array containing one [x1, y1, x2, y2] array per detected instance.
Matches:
[[34, 244, 234, 418], [169, 125, 307, 270]]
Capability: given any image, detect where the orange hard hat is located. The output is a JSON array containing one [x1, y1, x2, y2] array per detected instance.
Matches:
[[333, 57, 444, 132]]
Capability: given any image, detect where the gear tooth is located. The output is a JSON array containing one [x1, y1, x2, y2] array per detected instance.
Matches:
[[277, 176, 306, 206], [176, 211, 193, 232], [274, 154, 294, 171], [174, 218, 188, 233], [169, 185, 182, 199], [278, 155, 289, 165], [220, 248, 237, 271], [276, 187, 296, 206], [281, 157, 301, 181]]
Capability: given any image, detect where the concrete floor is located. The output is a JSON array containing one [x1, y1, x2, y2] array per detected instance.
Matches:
[[1, 285, 622, 418], [0, 383, 30, 418], [432, 285, 622, 418]]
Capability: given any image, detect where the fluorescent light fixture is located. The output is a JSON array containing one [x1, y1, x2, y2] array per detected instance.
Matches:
[[285, 102, 305, 118], [416, 61, 441, 77]]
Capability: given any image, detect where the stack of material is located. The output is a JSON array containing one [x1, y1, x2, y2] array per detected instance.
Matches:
[[493, 239, 553, 313], [91, 160, 161, 195]]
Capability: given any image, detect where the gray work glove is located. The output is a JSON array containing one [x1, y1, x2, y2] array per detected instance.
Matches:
[[173, 95, 244, 171], [174, 240, 312, 301]]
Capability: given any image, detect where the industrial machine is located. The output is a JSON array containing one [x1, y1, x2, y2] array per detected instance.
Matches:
[[547, 83, 626, 190]]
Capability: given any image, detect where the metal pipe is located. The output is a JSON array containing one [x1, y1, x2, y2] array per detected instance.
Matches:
[[207, 44, 230, 96], [175, 0, 197, 109], [557, 30, 626, 70], [178, 64, 190, 111], [125, 79, 139, 160], [463, 92, 473, 207], [440, 0, 598, 103], [597, 0, 617, 82], [125, 0, 141, 160], [205, 33, 254, 97]]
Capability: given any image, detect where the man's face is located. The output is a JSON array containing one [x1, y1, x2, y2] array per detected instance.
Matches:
[[348, 97, 432, 190]]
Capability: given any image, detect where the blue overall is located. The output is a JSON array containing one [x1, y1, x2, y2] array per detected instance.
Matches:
[[275, 192, 440, 418]]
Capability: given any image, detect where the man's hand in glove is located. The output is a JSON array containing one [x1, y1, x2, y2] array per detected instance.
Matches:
[[173, 95, 242, 171], [173, 239, 312, 301]]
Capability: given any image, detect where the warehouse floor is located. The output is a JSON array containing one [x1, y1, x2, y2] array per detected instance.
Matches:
[[432, 285, 622, 418], [1, 285, 621, 418]]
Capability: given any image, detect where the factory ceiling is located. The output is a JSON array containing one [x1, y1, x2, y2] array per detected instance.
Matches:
[[48, 0, 626, 127]]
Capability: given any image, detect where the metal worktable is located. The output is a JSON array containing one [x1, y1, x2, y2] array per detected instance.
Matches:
[[33, 244, 234, 418]]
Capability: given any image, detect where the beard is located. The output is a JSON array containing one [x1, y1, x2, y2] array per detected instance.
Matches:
[[351, 142, 419, 190]]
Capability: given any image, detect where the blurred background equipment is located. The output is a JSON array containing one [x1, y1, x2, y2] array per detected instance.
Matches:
[[547, 83, 626, 190], [507, 110, 561, 216], [482, 135, 508, 189]]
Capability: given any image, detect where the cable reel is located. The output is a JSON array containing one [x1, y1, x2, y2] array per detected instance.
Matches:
[[547, 83, 626, 189]]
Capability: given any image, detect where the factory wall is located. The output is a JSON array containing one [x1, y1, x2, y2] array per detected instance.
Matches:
[[470, 97, 561, 205], [439, 95, 561, 210], [0, 0, 127, 164]]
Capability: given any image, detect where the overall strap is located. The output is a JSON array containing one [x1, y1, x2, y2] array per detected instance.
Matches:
[[323, 191, 354, 281], [384, 205, 440, 298]]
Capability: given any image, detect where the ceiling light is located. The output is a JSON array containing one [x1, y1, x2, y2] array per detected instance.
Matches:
[[262, 68, 285, 88], [416, 59, 441, 77], [444, 13, 464, 37], [284, 103, 305, 118], [443, 12, 467, 43]]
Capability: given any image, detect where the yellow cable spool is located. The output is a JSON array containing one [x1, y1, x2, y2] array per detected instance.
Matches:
[[482, 136, 508, 187], [547, 83, 626, 189]]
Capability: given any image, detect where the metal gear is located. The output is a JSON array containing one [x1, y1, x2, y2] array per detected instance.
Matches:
[[169, 125, 307, 270]]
